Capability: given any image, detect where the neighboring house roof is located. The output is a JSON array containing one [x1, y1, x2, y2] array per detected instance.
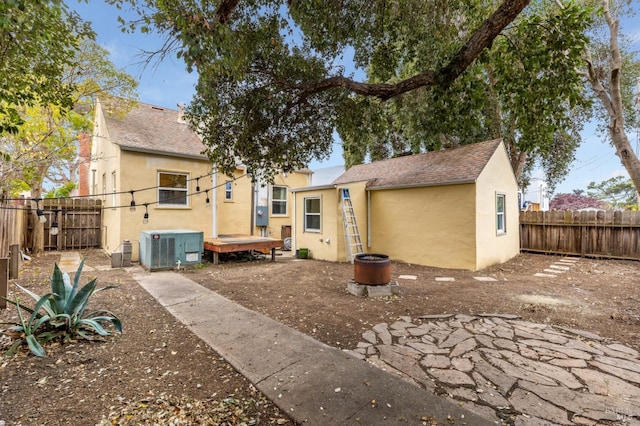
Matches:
[[332, 139, 504, 189], [103, 101, 208, 160]]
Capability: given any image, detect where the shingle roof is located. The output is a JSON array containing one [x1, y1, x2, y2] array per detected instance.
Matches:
[[103, 102, 208, 160], [332, 139, 503, 188]]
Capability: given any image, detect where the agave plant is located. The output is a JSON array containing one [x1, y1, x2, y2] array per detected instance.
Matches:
[[2, 257, 122, 357]]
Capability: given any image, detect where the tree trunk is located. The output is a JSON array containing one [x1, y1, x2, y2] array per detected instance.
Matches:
[[585, 1, 640, 192]]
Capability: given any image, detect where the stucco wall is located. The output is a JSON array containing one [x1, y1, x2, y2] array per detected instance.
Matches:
[[90, 102, 122, 256], [116, 151, 212, 261], [368, 184, 478, 269], [293, 187, 340, 261], [216, 169, 253, 235], [474, 144, 520, 269], [259, 171, 311, 239]]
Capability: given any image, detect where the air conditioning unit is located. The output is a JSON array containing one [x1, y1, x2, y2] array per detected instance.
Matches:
[[139, 229, 203, 271]]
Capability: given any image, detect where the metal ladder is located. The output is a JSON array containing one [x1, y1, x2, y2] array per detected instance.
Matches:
[[341, 188, 364, 263]]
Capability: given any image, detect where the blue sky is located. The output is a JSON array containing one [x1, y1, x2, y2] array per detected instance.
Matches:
[[73, 1, 640, 196]]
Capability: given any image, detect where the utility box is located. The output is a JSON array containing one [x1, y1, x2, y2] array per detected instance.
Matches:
[[139, 229, 203, 271], [256, 206, 269, 227]]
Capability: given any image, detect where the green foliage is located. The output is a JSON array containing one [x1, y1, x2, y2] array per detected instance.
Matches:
[[338, 1, 592, 190], [0, 37, 138, 202], [587, 176, 638, 210], [109, 0, 529, 181], [0, 0, 94, 134], [2, 258, 121, 357], [45, 182, 77, 199]]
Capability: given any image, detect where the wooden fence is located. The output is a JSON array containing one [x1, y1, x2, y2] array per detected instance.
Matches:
[[40, 198, 102, 250], [520, 210, 640, 260], [0, 201, 28, 258]]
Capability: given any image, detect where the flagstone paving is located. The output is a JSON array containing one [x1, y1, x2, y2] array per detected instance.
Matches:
[[347, 314, 640, 425]]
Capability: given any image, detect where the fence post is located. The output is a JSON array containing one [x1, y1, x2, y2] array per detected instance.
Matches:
[[9, 244, 19, 279], [0, 258, 8, 309]]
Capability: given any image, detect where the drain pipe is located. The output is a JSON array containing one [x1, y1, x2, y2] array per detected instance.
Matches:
[[367, 190, 371, 249]]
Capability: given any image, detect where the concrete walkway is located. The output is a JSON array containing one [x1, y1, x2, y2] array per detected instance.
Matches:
[[131, 268, 492, 425]]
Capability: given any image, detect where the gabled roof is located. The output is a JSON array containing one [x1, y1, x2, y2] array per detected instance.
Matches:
[[332, 139, 504, 189], [103, 101, 208, 160]]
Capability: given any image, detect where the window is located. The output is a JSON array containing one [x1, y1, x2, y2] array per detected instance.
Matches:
[[304, 197, 321, 232], [224, 181, 233, 201], [496, 193, 506, 235], [111, 172, 117, 206], [158, 172, 188, 206], [271, 186, 287, 215]]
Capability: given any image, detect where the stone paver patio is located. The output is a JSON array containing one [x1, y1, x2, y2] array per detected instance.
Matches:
[[347, 314, 640, 425]]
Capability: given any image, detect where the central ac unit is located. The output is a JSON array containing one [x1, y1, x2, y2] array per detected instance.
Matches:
[[139, 229, 203, 270]]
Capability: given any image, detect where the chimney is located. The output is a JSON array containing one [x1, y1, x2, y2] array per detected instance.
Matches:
[[177, 103, 185, 123], [77, 133, 91, 196]]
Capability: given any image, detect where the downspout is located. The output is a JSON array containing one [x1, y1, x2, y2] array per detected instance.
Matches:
[[212, 168, 218, 238], [292, 193, 297, 253], [251, 180, 256, 236], [367, 190, 371, 249]]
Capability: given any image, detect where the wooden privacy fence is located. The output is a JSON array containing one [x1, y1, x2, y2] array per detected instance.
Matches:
[[0, 201, 28, 258], [40, 198, 102, 251], [520, 210, 640, 260]]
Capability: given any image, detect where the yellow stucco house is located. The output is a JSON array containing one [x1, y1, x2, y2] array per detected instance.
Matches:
[[292, 139, 520, 270], [89, 101, 311, 262]]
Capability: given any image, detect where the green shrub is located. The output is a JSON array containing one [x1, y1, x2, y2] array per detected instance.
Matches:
[[1, 258, 122, 357]]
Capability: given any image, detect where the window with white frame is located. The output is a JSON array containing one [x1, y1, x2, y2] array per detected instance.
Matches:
[[224, 181, 233, 201], [496, 193, 506, 235], [158, 172, 188, 206], [271, 186, 287, 215], [304, 197, 321, 232]]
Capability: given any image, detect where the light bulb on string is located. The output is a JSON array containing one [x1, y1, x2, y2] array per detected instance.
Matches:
[[143, 203, 149, 224], [129, 191, 136, 212], [205, 190, 210, 207]]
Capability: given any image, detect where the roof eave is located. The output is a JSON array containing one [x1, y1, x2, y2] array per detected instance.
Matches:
[[366, 179, 477, 191], [120, 145, 209, 161]]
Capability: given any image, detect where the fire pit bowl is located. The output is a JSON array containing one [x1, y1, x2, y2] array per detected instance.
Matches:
[[354, 253, 391, 285]]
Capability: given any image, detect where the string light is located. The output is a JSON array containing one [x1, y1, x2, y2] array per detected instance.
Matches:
[[205, 190, 210, 207], [143, 203, 149, 224], [129, 190, 136, 212], [196, 177, 200, 192], [50, 210, 59, 236], [34, 198, 47, 224]]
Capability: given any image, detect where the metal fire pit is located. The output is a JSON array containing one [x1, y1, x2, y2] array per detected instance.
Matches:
[[353, 253, 391, 286]]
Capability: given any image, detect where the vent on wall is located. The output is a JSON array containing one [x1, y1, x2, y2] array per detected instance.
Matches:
[[139, 229, 203, 270]]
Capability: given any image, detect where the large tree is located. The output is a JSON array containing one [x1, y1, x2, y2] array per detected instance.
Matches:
[[581, 0, 640, 193], [112, 0, 534, 180], [337, 1, 591, 191], [0, 0, 93, 136], [1, 39, 138, 253]]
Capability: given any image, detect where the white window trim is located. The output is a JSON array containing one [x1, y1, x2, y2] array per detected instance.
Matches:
[[224, 180, 233, 201], [304, 196, 321, 233], [158, 171, 189, 207], [496, 193, 506, 235], [271, 185, 288, 216]]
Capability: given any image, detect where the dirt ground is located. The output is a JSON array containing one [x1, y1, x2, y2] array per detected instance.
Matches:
[[1, 249, 639, 425]]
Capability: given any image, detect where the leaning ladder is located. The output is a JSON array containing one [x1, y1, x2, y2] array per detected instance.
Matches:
[[341, 188, 364, 263]]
